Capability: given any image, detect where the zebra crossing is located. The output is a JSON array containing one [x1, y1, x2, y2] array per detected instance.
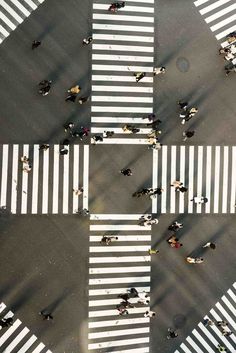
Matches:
[[0, 144, 89, 214], [91, 0, 155, 144], [0, 302, 52, 353], [88, 214, 151, 353], [193, 0, 236, 47], [0, 0, 45, 44], [175, 282, 236, 353], [151, 145, 236, 214]]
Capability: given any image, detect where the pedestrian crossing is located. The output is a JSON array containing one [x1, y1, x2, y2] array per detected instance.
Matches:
[[0, 144, 89, 214], [0, 0, 45, 44], [0, 302, 52, 353], [175, 282, 236, 353], [88, 214, 151, 353], [91, 0, 155, 144], [152, 145, 236, 214], [193, 0, 236, 46]]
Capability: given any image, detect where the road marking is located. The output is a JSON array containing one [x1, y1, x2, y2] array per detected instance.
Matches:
[[92, 54, 154, 62], [92, 64, 154, 72], [89, 287, 150, 296], [92, 95, 153, 103], [216, 24, 236, 40], [188, 146, 194, 213], [42, 148, 49, 214], [90, 246, 150, 253], [192, 329, 215, 353], [179, 146, 185, 213], [21, 144, 29, 214], [88, 337, 149, 350], [90, 224, 151, 230], [63, 146, 69, 214], [93, 14, 154, 23], [90, 214, 151, 220], [213, 146, 220, 213], [17, 335, 37, 353], [205, 3, 236, 23], [92, 75, 153, 82], [89, 266, 151, 274], [92, 85, 153, 93], [0, 319, 21, 346], [152, 148, 158, 213], [161, 146, 167, 213], [93, 4, 154, 13], [92, 44, 154, 52], [73, 145, 79, 213], [210, 13, 236, 32], [170, 146, 176, 213], [0, 11, 16, 30], [222, 146, 229, 213], [52, 145, 59, 214], [1, 0, 23, 23], [89, 256, 151, 263], [89, 318, 149, 328], [3, 327, 29, 352], [92, 107, 152, 113], [93, 23, 154, 33], [196, 146, 203, 214], [31, 343, 45, 353], [200, 0, 232, 15], [83, 145, 89, 210], [31, 145, 39, 214], [90, 235, 151, 241], [11, 145, 18, 214], [205, 146, 212, 213], [230, 146, 236, 212], [91, 127, 151, 134], [93, 33, 154, 42], [89, 327, 150, 339], [0, 145, 8, 207]]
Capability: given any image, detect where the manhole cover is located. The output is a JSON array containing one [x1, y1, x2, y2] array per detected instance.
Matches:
[[176, 57, 190, 72]]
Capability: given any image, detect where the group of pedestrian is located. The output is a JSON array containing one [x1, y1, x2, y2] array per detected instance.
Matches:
[[220, 31, 236, 76], [117, 287, 151, 315], [20, 155, 32, 173]]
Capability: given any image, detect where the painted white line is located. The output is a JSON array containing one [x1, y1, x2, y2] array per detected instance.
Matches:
[[0, 25, 9, 38], [92, 75, 153, 83], [92, 85, 153, 93], [17, 335, 37, 353], [9, 0, 30, 16], [0, 319, 21, 346], [0, 11, 16, 30], [188, 146, 194, 213], [0, 145, 8, 207], [230, 147, 236, 213], [0, 303, 6, 313], [89, 266, 151, 274], [222, 295, 236, 317], [89, 276, 150, 285], [214, 146, 220, 213], [228, 288, 236, 303], [24, 0, 37, 10], [4, 327, 29, 352], [31, 343, 45, 353], [152, 148, 158, 213], [92, 64, 154, 72], [92, 96, 153, 103], [106, 349, 149, 353], [222, 146, 229, 213], [120, 0, 154, 3], [89, 235, 151, 241], [83, 145, 89, 210], [89, 307, 149, 318], [192, 329, 215, 353], [205, 4, 236, 23], [186, 336, 204, 353], [161, 146, 167, 213], [92, 107, 152, 113], [210, 13, 236, 32], [89, 318, 149, 329], [32, 145, 39, 214], [92, 54, 154, 62], [89, 246, 150, 253], [93, 44, 153, 52], [63, 146, 69, 214], [93, 23, 154, 33], [89, 327, 150, 339], [194, 0, 211, 6], [91, 116, 151, 123], [210, 309, 235, 351], [93, 4, 154, 13], [215, 302, 236, 330], [205, 146, 212, 213], [1, 0, 24, 23], [200, 0, 232, 15], [216, 24, 236, 40], [198, 321, 218, 346], [42, 148, 49, 214], [11, 145, 18, 214], [73, 145, 79, 213], [93, 33, 154, 42], [93, 14, 154, 23], [91, 138, 150, 144], [170, 146, 176, 213], [89, 287, 150, 296], [90, 214, 151, 220], [180, 342, 192, 352], [88, 337, 149, 350], [52, 145, 59, 214], [91, 127, 151, 134], [196, 146, 203, 214], [179, 146, 185, 213], [21, 144, 29, 214], [90, 224, 151, 230], [89, 256, 151, 263], [89, 297, 147, 307]]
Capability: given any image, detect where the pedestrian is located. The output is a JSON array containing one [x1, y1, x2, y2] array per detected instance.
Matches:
[[183, 130, 195, 141], [39, 311, 53, 320], [178, 101, 188, 110], [118, 293, 130, 301], [0, 317, 13, 327], [109, 2, 125, 12], [146, 118, 162, 127], [103, 131, 114, 138], [65, 93, 77, 102], [185, 107, 198, 122], [82, 36, 93, 45], [91, 135, 103, 144], [148, 249, 159, 254], [144, 113, 156, 122], [78, 96, 90, 104], [20, 156, 30, 164], [217, 344, 228, 352], [81, 126, 90, 136], [39, 144, 49, 151], [147, 130, 162, 138], [216, 320, 228, 328], [64, 122, 74, 133], [167, 235, 182, 248], [168, 221, 183, 231], [134, 72, 146, 82], [153, 66, 166, 76], [73, 187, 83, 196], [222, 329, 232, 336], [138, 292, 150, 305], [186, 257, 204, 264], [167, 328, 178, 339], [60, 148, 68, 155], [62, 139, 70, 146], [32, 40, 41, 49], [144, 310, 156, 318], [225, 64, 236, 75], [203, 318, 215, 326], [170, 180, 183, 190], [179, 186, 188, 193], [76, 208, 89, 216], [23, 164, 32, 173], [190, 196, 208, 204], [38, 80, 52, 96], [67, 85, 81, 94], [202, 242, 216, 249], [120, 168, 132, 176], [100, 235, 118, 245], [151, 188, 164, 196], [118, 307, 129, 315], [128, 287, 139, 297]]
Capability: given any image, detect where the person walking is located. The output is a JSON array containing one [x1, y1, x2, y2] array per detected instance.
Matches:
[[120, 168, 132, 176], [144, 310, 156, 318], [202, 242, 216, 249], [153, 66, 166, 76], [91, 135, 103, 144], [167, 328, 178, 339], [32, 40, 41, 49], [217, 344, 228, 352], [203, 318, 215, 327], [38, 80, 52, 96], [64, 122, 74, 133], [0, 317, 13, 328], [183, 130, 195, 141], [178, 101, 188, 110], [109, 2, 125, 12], [73, 187, 84, 196], [100, 235, 118, 245], [65, 93, 77, 102], [170, 180, 183, 191], [190, 196, 208, 204], [148, 249, 159, 254], [68, 85, 80, 94], [60, 148, 68, 155], [39, 311, 53, 320], [82, 36, 92, 45], [78, 96, 90, 104], [225, 64, 236, 75], [39, 144, 49, 151], [134, 72, 146, 82], [168, 221, 183, 231], [186, 257, 204, 264]]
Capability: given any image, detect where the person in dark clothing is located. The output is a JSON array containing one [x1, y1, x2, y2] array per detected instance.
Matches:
[[120, 168, 132, 176], [65, 94, 77, 102], [183, 130, 195, 141], [32, 40, 41, 49]]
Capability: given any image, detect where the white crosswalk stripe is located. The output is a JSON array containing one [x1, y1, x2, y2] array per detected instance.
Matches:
[[0, 144, 89, 214], [151, 145, 236, 214], [175, 282, 236, 353], [194, 0, 236, 46], [91, 0, 155, 143], [0, 0, 45, 44], [0, 302, 51, 353], [88, 214, 151, 353]]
